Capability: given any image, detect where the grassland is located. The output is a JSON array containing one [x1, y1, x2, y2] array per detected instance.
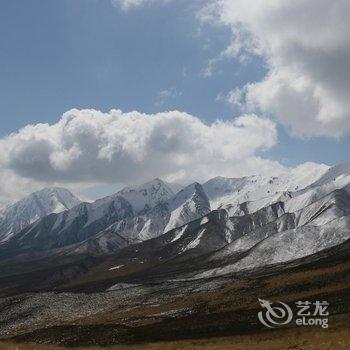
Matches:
[[1, 315, 350, 350]]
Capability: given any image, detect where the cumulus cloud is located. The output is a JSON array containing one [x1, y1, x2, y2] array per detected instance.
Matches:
[[0, 109, 283, 204], [202, 0, 350, 137]]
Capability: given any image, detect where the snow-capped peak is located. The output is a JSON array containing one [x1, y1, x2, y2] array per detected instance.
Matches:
[[33, 187, 82, 213], [306, 163, 350, 189], [203, 176, 250, 203], [168, 183, 205, 209], [0, 187, 81, 242], [118, 178, 175, 214], [164, 182, 210, 232], [202, 162, 330, 214]]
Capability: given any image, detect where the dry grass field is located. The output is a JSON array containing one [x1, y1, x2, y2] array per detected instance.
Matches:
[[1, 315, 350, 350]]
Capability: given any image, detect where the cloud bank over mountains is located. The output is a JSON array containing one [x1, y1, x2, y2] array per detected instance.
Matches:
[[0, 109, 282, 205]]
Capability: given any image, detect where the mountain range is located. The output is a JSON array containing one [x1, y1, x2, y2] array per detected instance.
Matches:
[[0, 162, 349, 276]]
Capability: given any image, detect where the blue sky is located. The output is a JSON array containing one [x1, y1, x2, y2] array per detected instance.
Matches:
[[1, 0, 348, 165], [0, 0, 349, 203], [0, 0, 242, 131]]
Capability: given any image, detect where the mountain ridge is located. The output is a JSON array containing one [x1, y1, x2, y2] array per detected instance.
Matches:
[[1, 162, 349, 267], [0, 187, 81, 244]]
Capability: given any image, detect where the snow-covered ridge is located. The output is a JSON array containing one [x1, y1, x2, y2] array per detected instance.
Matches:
[[0, 179, 210, 253], [117, 178, 175, 214], [205, 162, 330, 215], [0, 187, 81, 242], [164, 183, 210, 232], [2, 162, 349, 258]]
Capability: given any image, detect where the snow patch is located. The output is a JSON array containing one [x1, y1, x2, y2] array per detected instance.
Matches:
[[181, 228, 206, 253], [107, 283, 140, 291], [200, 217, 209, 225], [109, 265, 124, 270], [170, 225, 187, 243]]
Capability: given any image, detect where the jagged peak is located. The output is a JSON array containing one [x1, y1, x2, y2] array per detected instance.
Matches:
[[120, 178, 170, 193], [2, 187, 80, 211], [169, 182, 208, 208], [116, 178, 175, 214]]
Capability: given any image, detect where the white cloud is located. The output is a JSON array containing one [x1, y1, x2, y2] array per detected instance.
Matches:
[[0, 170, 42, 209], [201, 31, 253, 77], [202, 0, 350, 137], [111, 0, 169, 11], [0, 109, 283, 204], [155, 88, 181, 107], [111, 0, 148, 11]]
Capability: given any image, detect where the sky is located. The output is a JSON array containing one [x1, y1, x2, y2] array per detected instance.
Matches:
[[0, 0, 349, 204]]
